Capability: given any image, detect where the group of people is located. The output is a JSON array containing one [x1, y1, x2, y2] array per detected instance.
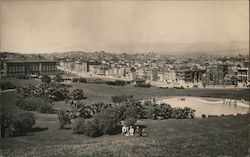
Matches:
[[121, 126, 147, 137], [223, 98, 237, 105]]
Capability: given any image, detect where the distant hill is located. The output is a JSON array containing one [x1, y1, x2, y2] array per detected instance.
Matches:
[[1, 41, 249, 56], [100, 41, 249, 55]]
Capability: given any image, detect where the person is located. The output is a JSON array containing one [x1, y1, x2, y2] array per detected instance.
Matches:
[[135, 126, 140, 136], [142, 128, 148, 137], [121, 126, 127, 135], [135, 126, 142, 136], [129, 126, 134, 136], [125, 127, 130, 136]]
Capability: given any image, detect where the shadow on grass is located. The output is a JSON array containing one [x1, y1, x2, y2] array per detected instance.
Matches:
[[12, 127, 49, 137], [30, 127, 49, 132], [60, 127, 72, 130]]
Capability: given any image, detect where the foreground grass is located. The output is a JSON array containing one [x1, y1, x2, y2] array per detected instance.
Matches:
[[1, 104, 250, 157]]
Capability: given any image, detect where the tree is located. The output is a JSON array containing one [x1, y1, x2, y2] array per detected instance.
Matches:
[[70, 89, 86, 100], [57, 111, 71, 129], [41, 75, 51, 84]]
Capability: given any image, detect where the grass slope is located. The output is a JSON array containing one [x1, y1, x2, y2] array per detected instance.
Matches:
[[1, 80, 250, 157]]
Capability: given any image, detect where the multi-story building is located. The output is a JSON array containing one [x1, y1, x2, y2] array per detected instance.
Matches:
[[163, 70, 176, 83], [202, 64, 228, 85], [4, 59, 58, 77], [236, 67, 249, 83], [151, 68, 158, 81], [175, 69, 205, 83]]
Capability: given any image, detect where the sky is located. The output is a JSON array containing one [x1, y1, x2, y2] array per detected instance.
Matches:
[[0, 1, 249, 54]]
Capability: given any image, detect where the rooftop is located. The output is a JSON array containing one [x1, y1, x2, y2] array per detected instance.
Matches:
[[5, 58, 57, 63]]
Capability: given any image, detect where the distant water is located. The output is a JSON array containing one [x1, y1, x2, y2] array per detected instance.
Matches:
[[157, 97, 249, 117]]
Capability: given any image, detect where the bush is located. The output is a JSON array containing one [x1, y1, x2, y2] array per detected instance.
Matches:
[[72, 78, 78, 82], [41, 75, 51, 84], [94, 108, 120, 135], [111, 95, 133, 104], [79, 78, 87, 83], [73, 118, 85, 134], [83, 119, 102, 137], [78, 108, 121, 137], [1, 112, 36, 137], [171, 107, 195, 119], [57, 110, 71, 129], [38, 104, 54, 114], [70, 89, 86, 100], [54, 75, 63, 82], [15, 113, 36, 133], [123, 117, 137, 127], [0, 81, 16, 90], [1, 112, 16, 137], [16, 97, 54, 113]]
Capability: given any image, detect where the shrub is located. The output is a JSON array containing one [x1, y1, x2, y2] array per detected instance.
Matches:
[[16, 97, 54, 113], [1, 112, 16, 137], [73, 118, 85, 134], [79, 108, 121, 137], [54, 75, 63, 82], [111, 95, 133, 104], [15, 112, 36, 133], [1, 112, 36, 137], [57, 110, 71, 129], [41, 75, 51, 84], [79, 78, 87, 83], [171, 107, 195, 119], [94, 108, 120, 135], [38, 104, 54, 114], [70, 89, 86, 100], [123, 117, 137, 127], [83, 119, 102, 137], [16, 97, 41, 111], [72, 78, 78, 82]]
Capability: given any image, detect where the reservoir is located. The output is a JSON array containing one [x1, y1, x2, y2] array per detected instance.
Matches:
[[157, 97, 249, 117]]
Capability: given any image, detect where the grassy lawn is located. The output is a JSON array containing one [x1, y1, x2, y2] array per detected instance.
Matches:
[[1, 78, 40, 88], [69, 83, 250, 103], [1, 113, 250, 157], [1, 81, 250, 157]]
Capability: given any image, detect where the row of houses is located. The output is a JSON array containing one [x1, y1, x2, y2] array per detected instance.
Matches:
[[58, 59, 250, 86], [3, 57, 249, 88]]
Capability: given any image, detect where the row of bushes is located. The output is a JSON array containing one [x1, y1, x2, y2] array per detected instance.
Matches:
[[66, 97, 195, 121], [68, 102, 111, 118], [17, 83, 86, 102], [17, 83, 69, 101], [0, 81, 16, 90], [122, 100, 195, 119], [1, 112, 36, 137], [71, 78, 129, 86], [16, 97, 54, 114]]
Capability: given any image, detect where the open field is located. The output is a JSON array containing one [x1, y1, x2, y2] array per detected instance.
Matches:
[[69, 82, 250, 103], [1, 79, 250, 156], [2, 78, 249, 101]]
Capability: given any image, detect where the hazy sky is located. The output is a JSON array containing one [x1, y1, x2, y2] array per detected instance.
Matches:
[[0, 1, 249, 53]]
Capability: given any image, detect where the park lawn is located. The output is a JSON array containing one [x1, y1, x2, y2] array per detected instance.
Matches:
[[1, 113, 250, 157], [69, 82, 250, 103], [1, 81, 250, 157]]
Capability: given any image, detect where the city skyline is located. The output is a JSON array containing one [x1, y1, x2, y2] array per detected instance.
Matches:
[[0, 1, 249, 54]]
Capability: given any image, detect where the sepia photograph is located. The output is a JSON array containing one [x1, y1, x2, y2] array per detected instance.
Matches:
[[0, 0, 249, 156]]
